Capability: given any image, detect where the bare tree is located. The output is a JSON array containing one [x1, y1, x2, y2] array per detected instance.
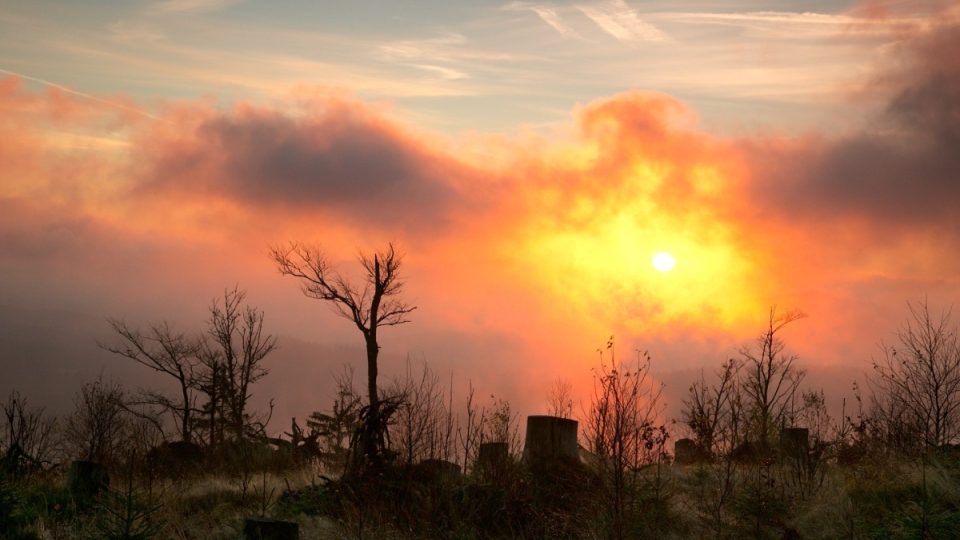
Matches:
[[482, 396, 523, 462], [195, 346, 225, 447], [680, 358, 745, 540], [388, 360, 455, 465], [739, 308, 806, 451], [457, 382, 487, 473], [307, 367, 363, 473], [872, 301, 960, 447], [780, 389, 831, 500], [547, 377, 575, 419], [795, 389, 832, 446], [64, 377, 129, 465], [271, 242, 415, 470], [204, 287, 278, 440], [584, 339, 666, 540], [104, 288, 277, 446], [1, 391, 57, 475], [102, 320, 200, 443], [682, 358, 739, 459]]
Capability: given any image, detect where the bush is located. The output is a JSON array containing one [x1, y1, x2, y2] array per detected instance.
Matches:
[[0, 478, 49, 540], [844, 463, 960, 539]]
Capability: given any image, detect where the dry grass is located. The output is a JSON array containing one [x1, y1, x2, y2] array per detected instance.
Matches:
[[5, 452, 959, 539]]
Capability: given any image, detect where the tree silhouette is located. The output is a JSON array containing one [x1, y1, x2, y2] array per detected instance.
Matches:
[[203, 287, 278, 441], [1, 392, 57, 476], [682, 357, 739, 459], [271, 242, 415, 471], [103, 288, 276, 445], [872, 301, 960, 447], [102, 321, 200, 444], [739, 308, 805, 451]]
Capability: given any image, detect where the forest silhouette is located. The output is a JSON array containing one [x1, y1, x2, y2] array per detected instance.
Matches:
[[2, 244, 960, 539]]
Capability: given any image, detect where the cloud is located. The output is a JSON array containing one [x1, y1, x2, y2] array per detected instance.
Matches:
[[0, 67, 159, 120], [530, 5, 579, 37], [151, 0, 239, 14], [577, 0, 668, 44], [660, 9, 930, 37], [746, 21, 960, 231], [133, 98, 476, 230], [3, 14, 960, 424], [505, 2, 581, 38]]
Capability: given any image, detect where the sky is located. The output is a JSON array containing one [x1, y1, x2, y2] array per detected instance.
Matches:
[[1, 0, 959, 429]]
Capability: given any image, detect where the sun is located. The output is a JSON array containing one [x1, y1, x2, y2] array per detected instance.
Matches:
[[652, 251, 676, 272]]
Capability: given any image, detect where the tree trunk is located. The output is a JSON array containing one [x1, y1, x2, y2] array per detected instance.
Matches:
[[365, 333, 379, 409], [355, 332, 382, 473], [179, 375, 192, 444]]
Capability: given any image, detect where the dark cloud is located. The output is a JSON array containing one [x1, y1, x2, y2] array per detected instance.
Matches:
[[749, 23, 960, 231], [139, 102, 472, 230]]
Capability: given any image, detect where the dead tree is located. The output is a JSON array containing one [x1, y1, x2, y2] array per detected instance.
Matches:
[[205, 287, 278, 440], [102, 320, 200, 444], [271, 242, 415, 473], [872, 301, 960, 447], [104, 289, 277, 446]]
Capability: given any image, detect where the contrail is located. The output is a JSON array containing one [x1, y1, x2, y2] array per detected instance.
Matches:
[[0, 67, 162, 121]]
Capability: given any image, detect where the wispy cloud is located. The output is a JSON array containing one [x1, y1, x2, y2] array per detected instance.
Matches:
[[0, 67, 161, 120], [108, 21, 167, 44], [531, 5, 579, 37], [410, 64, 470, 81], [658, 9, 935, 35], [376, 32, 537, 85], [577, 0, 668, 43], [151, 0, 240, 14], [504, 2, 581, 38]]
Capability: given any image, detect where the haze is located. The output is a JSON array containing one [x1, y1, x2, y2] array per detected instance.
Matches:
[[2, 0, 959, 427]]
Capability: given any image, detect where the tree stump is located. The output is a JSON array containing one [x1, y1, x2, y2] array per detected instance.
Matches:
[[413, 459, 462, 484], [522, 416, 578, 464], [476, 441, 509, 479], [779, 427, 809, 460], [146, 440, 204, 477], [243, 518, 299, 540], [67, 460, 109, 508], [673, 438, 699, 465]]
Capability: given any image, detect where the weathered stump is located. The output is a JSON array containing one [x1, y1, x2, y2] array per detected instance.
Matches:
[[243, 518, 299, 540], [146, 440, 204, 476], [779, 428, 809, 460], [67, 461, 109, 508], [476, 442, 509, 479], [413, 459, 462, 484], [522, 416, 578, 464], [673, 438, 699, 465]]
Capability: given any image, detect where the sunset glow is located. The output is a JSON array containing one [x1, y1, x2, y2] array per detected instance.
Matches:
[[2, 0, 959, 428]]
